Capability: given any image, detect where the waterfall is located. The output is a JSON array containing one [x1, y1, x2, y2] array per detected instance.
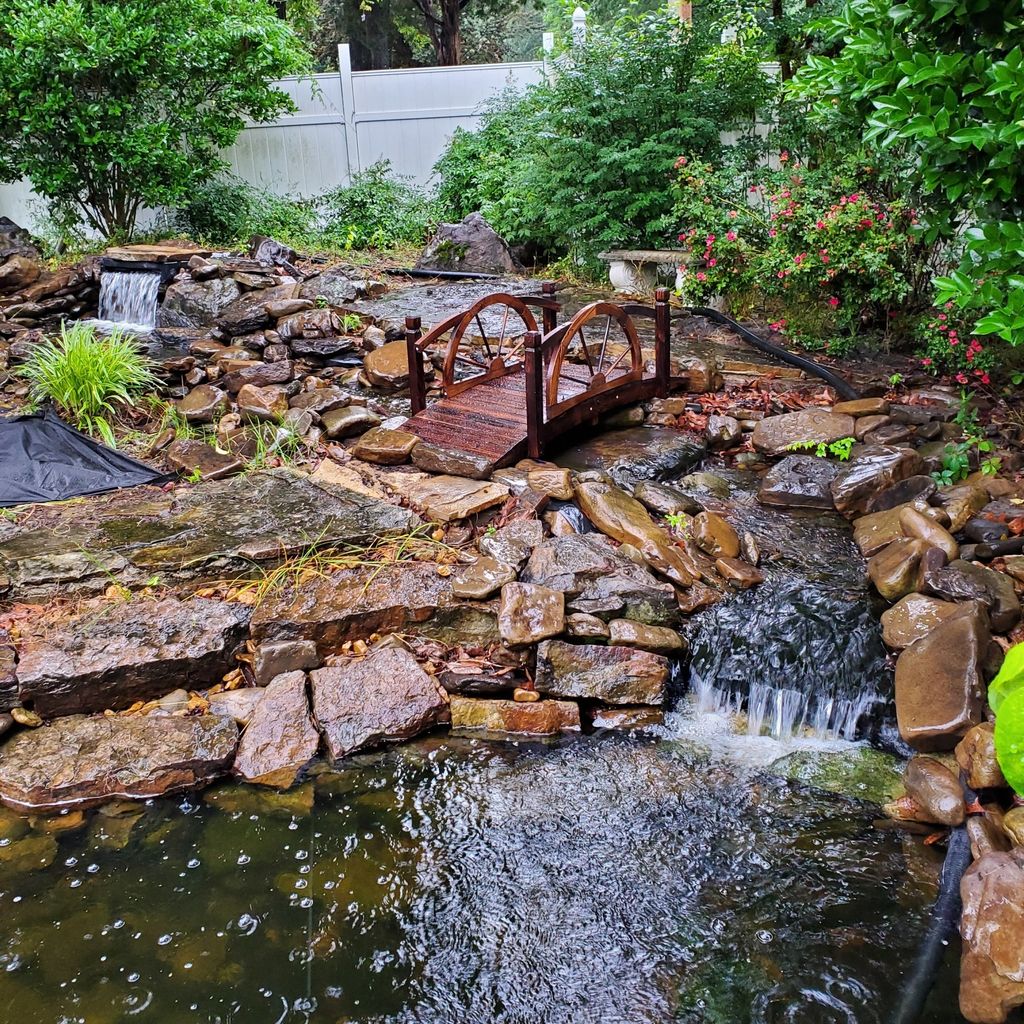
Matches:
[[97, 270, 162, 329]]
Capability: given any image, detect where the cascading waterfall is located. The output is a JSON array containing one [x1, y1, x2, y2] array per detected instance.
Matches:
[[686, 576, 889, 742], [96, 270, 162, 329]]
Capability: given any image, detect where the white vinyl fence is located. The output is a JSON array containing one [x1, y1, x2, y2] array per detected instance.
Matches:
[[0, 45, 545, 234]]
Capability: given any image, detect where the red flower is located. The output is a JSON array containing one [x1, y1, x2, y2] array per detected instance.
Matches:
[[827, 296, 839, 308], [921, 357, 933, 366]]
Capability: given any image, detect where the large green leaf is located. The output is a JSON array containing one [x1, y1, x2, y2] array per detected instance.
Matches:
[[994, 686, 1024, 796], [989, 641, 1024, 714]]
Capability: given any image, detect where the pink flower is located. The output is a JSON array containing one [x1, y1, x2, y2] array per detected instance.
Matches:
[[938, 314, 947, 321], [827, 296, 839, 308], [706, 234, 716, 244], [921, 357, 933, 366], [726, 230, 737, 241], [956, 373, 968, 384], [769, 229, 777, 238], [695, 271, 707, 282], [979, 372, 991, 384], [707, 258, 717, 267], [816, 220, 825, 229], [849, 193, 860, 202], [728, 210, 738, 219], [779, 151, 790, 162]]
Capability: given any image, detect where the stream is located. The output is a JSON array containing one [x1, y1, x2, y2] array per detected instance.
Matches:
[[0, 450, 968, 1024]]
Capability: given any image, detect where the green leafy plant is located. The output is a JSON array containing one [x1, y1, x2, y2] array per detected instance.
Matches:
[[19, 322, 159, 446], [786, 436, 855, 460], [665, 511, 690, 532], [931, 392, 1000, 485], [340, 313, 363, 333], [989, 643, 1024, 796], [888, 373, 904, 387], [0, 0, 310, 237]]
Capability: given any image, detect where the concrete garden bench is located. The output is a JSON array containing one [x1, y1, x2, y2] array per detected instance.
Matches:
[[598, 249, 688, 293]]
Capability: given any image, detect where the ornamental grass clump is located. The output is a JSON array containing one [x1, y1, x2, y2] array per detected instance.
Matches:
[[19, 321, 158, 446]]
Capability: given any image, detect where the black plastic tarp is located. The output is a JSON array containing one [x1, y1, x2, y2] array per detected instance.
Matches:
[[0, 409, 168, 507]]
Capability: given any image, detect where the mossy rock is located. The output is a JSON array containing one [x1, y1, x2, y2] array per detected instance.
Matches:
[[769, 747, 904, 806]]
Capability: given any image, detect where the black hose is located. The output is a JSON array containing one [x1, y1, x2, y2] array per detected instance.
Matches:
[[888, 824, 972, 1024], [685, 306, 862, 401]]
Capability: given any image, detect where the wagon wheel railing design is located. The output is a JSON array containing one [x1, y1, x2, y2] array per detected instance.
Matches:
[[542, 301, 645, 419]]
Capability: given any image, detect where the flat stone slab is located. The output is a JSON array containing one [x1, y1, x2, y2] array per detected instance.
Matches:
[[0, 469, 419, 599], [555, 427, 706, 488], [449, 696, 580, 736], [0, 714, 239, 812], [535, 640, 670, 705], [390, 474, 509, 522], [14, 596, 251, 718]]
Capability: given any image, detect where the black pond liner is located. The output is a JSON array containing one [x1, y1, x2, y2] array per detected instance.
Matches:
[[0, 408, 169, 507]]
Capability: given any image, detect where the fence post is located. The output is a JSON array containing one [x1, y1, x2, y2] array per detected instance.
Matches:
[[654, 287, 671, 397], [524, 331, 544, 459], [571, 7, 587, 46], [336, 43, 360, 182], [542, 31, 555, 84], [405, 316, 426, 414]]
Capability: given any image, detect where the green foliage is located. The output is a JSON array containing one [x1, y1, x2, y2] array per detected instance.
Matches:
[[0, 0, 310, 238], [672, 154, 942, 349], [915, 304, 995, 385], [930, 392, 999, 486], [18, 322, 159, 447], [990, 643, 1024, 716], [434, 7, 774, 259], [316, 161, 436, 250], [990, 643, 1024, 796], [786, 436, 854, 460], [174, 176, 316, 246], [792, 0, 1024, 348]]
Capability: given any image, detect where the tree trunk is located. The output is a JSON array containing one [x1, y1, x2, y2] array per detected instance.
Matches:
[[417, 0, 464, 66]]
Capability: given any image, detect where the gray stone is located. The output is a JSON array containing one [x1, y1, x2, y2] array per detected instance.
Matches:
[[535, 640, 669, 705], [757, 455, 838, 510], [751, 409, 856, 457], [157, 277, 242, 329], [416, 212, 517, 275], [253, 640, 319, 686]]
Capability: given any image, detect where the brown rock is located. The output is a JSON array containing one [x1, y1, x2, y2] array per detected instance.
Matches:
[[265, 298, 313, 319], [607, 619, 685, 654], [175, 384, 229, 424], [166, 439, 244, 480], [756, 455, 838, 510], [233, 671, 319, 788], [895, 605, 990, 751], [410, 441, 495, 480], [236, 383, 288, 422], [0, 714, 238, 812], [881, 594, 969, 649], [934, 483, 989, 533], [352, 427, 419, 465], [221, 359, 294, 394], [395, 474, 509, 523], [452, 556, 516, 600], [903, 756, 965, 825], [310, 648, 448, 761], [289, 387, 350, 416], [854, 414, 892, 441], [956, 724, 1007, 790], [968, 816, 1013, 860], [449, 695, 580, 736], [479, 520, 545, 569], [535, 639, 669, 705], [252, 640, 319, 686], [959, 849, 1024, 1024], [865, 475, 937, 514], [591, 706, 665, 730], [691, 511, 740, 559], [751, 409, 856, 457], [498, 583, 565, 647], [1004, 808, 1024, 847], [527, 467, 574, 500], [929, 561, 1021, 634], [364, 340, 418, 389], [715, 556, 765, 588], [566, 612, 610, 640], [833, 398, 890, 417], [831, 446, 924, 519], [321, 405, 381, 439], [868, 538, 929, 601], [900, 505, 959, 561]]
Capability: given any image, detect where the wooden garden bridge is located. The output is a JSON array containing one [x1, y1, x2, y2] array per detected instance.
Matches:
[[402, 284, 675, 467]]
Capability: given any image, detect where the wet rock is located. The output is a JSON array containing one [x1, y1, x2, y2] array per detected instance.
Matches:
[[834, 397, 890, 417], [867, 538, 929, 601], [158, 277, 242, 329], [934, 483, 990, 533], [289, 387, 350, 416], [452, 556, 516, 600], [535, 640, 669, 705], [633, 480, 704, 518], [926, 560, 1021, 634], [410, 441, 494, 480], [770, 747, 904, 805], [449, 695, 580, 735], [15, 597, 250, 718], [208, 688, 265, 726], [364, 341, 421, 389], [715, 556, 765, 588], [676, 471, 732, 500], [352, 427, 419, 465], [176, 384, 230, 424], [895, 605, 990, 751], [691, 511, 740, 559], [520, 534, 679, 626], [751, 409, 856, 457], [960, 849, 1024, 1023], [479, 520, 544, 569], [591, 706, 664, 730], [904, 756, 965, 825], [555, 427, 706, 489], [1004, 808, 1024, 847], [574, 480, 695, 588], [216, 284, 298, 336], [900, 506, 959, 561], [265, 298, 313, 320], [956, 723, 1007, 791], [253, 640, 319, 687], [0, 255, 41, 292], [394, 474, 509, 523], [0, 640, 17, 712], [513, 686, 539, 702], [607, 619, 685, 654], [437, 669, 512, 697], [863, 422, 913, 446], [236, 383, 288, 422], [0, 714, 238, 811], [252, 562, 496, 651], [968, 816, 1013, 860], [831, 446, 924, 519], [0, 833, 58, 872], [290, 335, 357, 360], [221, 359, 294, 394], [853, 501, 948, 557], [566, 612, 610, 640], [310, 649, 449, 761], [321, 405, 381, 438], [298, 268, 360, 306], [527, 467, 573, 501], [233, 671, 319, 788], [881, 594, 970, 649], [757, 455, 838, 510], [706, 414, 741, 448], [854, 414, 892, 441], [417, 212, 517, 275], [865, 475, 937, 514], [165, 438, 245, 480], [498, 583, 565, 647]]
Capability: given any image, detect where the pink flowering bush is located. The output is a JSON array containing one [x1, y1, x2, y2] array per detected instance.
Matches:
[[672, 156, 942, 351], [916, 305, 996, 385]]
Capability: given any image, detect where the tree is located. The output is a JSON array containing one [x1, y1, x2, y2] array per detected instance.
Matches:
[[0, 0, 311, 238], [793, 0, 1024, 346]]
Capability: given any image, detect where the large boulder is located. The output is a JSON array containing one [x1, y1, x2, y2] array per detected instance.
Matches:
[[14, 597, 250, 718], [0, 217, 38, 261], [157, 276, 242, 329], [310, 648, 449, 760], [894, 605, 990, 751], [925, 560, 1021, 634], [416, 212, 517, 275], [233, 671, 320, 788], [0, 255, 41, 295], [497, 583, 565, 646], [535, 640, 669, 705], [216, 283, 299, 336], [449, 696, 580, 736], [757, 454, 839, 510], [960, 850, 1024, 1024], [881, 593, 972, 650], [831, 446, 924, 519], [556, 427, 705, 488], [0, 714, 238, 811], [299, 268, 362, 306], [751, 409, 855, 457]]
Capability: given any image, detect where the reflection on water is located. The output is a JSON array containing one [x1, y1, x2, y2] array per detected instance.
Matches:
[[0, 722, 960, 1024]]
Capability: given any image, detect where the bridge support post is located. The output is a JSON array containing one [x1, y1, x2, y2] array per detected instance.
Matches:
[[405, 316, 426, 414], [654, 287, 671, 397], [541, 281, 559, 335], [524, 330, 544, 460]]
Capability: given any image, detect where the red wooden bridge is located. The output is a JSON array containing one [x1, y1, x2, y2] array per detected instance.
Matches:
[[402, 284, 674, 468]]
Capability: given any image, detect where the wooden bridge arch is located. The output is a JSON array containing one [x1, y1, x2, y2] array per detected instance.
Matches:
[[401, 284, 674, 468]]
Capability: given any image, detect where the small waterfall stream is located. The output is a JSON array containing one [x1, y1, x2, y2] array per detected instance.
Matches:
[[96, 270, 162, 329]]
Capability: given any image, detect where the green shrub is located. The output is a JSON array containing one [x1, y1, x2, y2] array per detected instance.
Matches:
[[433, 7, 774, 261], [316, 161, 435, 250], [19, 322, 159, 446]]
